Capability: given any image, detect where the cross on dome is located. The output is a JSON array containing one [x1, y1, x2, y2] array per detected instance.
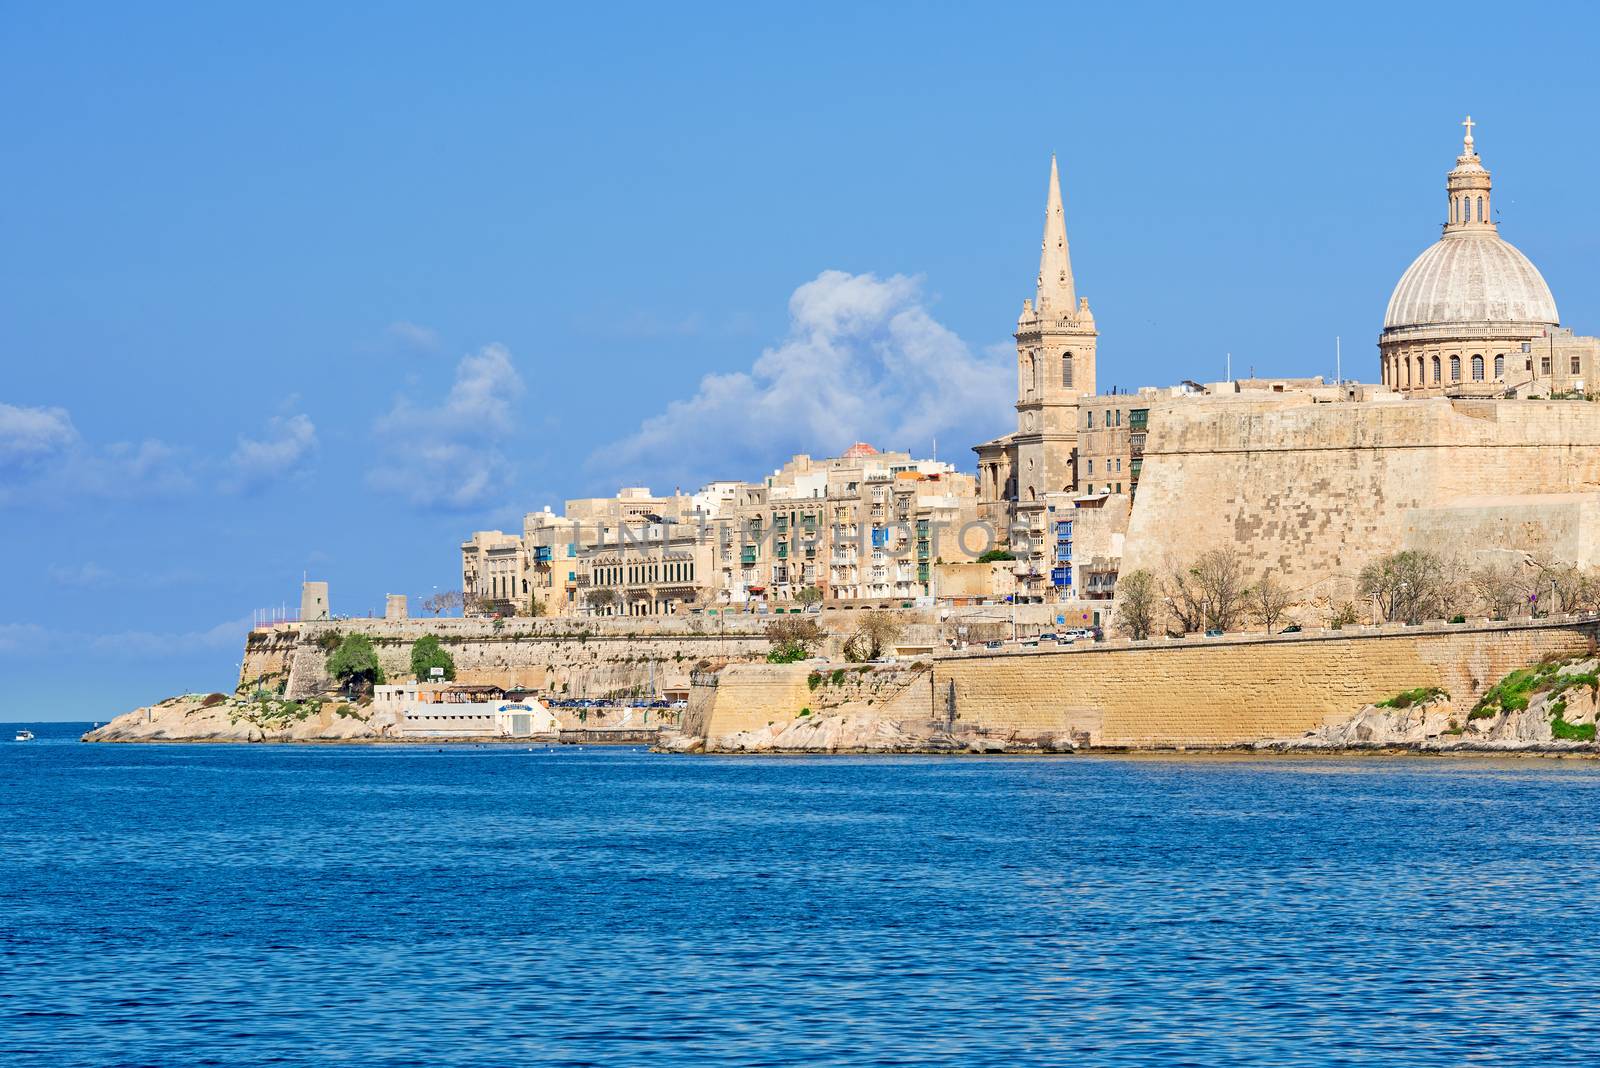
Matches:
[[1462, 114, 1475, 152]]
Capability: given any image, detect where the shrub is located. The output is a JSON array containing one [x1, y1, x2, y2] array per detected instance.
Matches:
[[409, 635, 456, 682], [977, 549, 1015, 563], [1376, 686, 1447, 709], [201, 692, 227, 708], [807, 672, 822, 690], [830, 669, 846, 686], [1449, 615, 1466, 624]]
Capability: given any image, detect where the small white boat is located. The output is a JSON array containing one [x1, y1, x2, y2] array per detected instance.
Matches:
[[14, 729, 35, 742]]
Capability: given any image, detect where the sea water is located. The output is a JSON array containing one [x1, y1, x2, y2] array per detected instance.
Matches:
[[5, 721, 1600, 1066]]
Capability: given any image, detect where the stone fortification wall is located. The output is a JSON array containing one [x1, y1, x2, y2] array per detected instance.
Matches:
[[270, 618, 770, 700], [935, 618, 1600, 748], [687, 662, 936, 747], [1122, 396, 1600, 615], [682, 618, 1600, 750]]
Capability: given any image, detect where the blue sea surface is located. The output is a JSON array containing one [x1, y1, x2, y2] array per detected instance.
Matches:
[[4, 722, 1600, 1066]]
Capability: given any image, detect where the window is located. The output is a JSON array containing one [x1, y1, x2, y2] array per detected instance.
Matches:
[[1450, 355, 1461, 382], [1542, 357, 1552, 375], [1477, 196, 1483, 222], [1087, 460, 1094, 475], [1062, 352, 1073, 387], [1432, 355, 1441, 383], [1574, 357, 1583, 375], [1472, 355, 1484, 381], [1494, 354, 1504, 378], [1522, 342, 1532, 353], [1087, 411, 1095, 429]]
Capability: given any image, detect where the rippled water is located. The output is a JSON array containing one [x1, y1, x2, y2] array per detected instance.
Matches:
[[5, 723, 1600, 1065]]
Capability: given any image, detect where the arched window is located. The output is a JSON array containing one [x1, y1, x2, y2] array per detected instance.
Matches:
[[1405, 359, 1413, 387], [1062, 352, 1073, 387], [1477, 196, 1484, 222], [1432, 355, 1441, 383], [1417, 355, 1427, 385], [1472, 354, 1485, 381], [1450, 355, 1461, 381], [1494, 354, 1504, 378]]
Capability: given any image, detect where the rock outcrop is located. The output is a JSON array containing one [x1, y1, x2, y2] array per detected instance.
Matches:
[[1261, 658, 1600, 752], [84, 693, 398, 743]]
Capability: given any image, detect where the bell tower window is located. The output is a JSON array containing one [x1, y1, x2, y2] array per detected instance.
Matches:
[[1062, 351, 1074, 387]]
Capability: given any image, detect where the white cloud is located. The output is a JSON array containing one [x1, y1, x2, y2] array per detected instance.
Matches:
[[223, 413, 318, 494], [387, 320, 442, 353], [598, 270, 1013, 485], [0, 402, 78, 468], [368, 343, 526, 509], [0, 400, 193, 505]]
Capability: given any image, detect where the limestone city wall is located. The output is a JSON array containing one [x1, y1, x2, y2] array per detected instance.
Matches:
[[934, 617, 1600, 748], [1121, 396, 1600, 616]]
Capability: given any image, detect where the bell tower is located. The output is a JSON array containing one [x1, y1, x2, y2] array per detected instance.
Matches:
[[1012, 155, 1097, 505]]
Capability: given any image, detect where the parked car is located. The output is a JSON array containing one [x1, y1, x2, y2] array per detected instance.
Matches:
[[984, 640, 1004, 650], [1204, 628, 1224, 637], [1281, 623, 1303, 633]]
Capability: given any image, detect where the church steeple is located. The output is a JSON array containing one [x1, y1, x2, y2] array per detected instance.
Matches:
[[1444, 115, 1494, 234], [1036, 154, 1075, 312]]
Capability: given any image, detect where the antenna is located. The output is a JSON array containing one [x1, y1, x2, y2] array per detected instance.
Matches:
[[1335, 336, 1342, 385], [1226, 352, 1232, 382]]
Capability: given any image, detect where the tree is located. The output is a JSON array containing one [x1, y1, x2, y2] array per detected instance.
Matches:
[[1163, 549, 1247, 633], [1358, 549, 1451, 624], [410, 635, 456, 682], [1470, 558, 1522, 619], [421, 590, 464, 617], [795, 584, 824, 608], [1251, 572, 1293, 633], [844, 612, 903, 662], [976, 549, 1016, 563], [766, 617, 827, 663], [1193, 548, 1248, 632], [1161, 559, 1205, 635], [327, 634, 385, 697], [585, 587, 618, 613], [1115, 569, 1157, 640]]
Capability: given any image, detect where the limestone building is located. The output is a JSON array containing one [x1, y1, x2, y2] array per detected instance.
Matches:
[[1381, 118, 1600, 397], [974, 155, 1099, 597]]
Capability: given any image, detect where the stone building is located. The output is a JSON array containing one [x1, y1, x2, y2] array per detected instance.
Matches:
[[1381, 118, 1600, 397], [975, 155, 1099, 598]]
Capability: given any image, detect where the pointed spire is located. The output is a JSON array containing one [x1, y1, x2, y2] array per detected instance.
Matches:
[[1036, 154, 1075, 311]]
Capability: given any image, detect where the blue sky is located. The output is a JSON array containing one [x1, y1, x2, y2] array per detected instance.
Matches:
[[5, 2, 1600, 720]]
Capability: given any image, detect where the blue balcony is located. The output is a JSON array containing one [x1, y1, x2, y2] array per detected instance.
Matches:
[[533, 546, 552, 563], [1051, 567, 1072, 587]]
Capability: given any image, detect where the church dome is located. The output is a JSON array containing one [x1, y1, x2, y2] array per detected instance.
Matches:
[[1383, 230, 1558, 330]]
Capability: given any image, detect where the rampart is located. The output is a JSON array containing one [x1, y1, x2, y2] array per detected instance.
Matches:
[[242, 617, 772, 700], [686, 618, 1600, 750], [935, 617, 1600, 747], [1122, 396, 1600, 613]]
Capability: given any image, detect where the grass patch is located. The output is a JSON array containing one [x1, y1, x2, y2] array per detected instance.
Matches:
[[1376, 686, 1447, 709], [797, 707, 812, 717], [1473, 661, 1569, 718]]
